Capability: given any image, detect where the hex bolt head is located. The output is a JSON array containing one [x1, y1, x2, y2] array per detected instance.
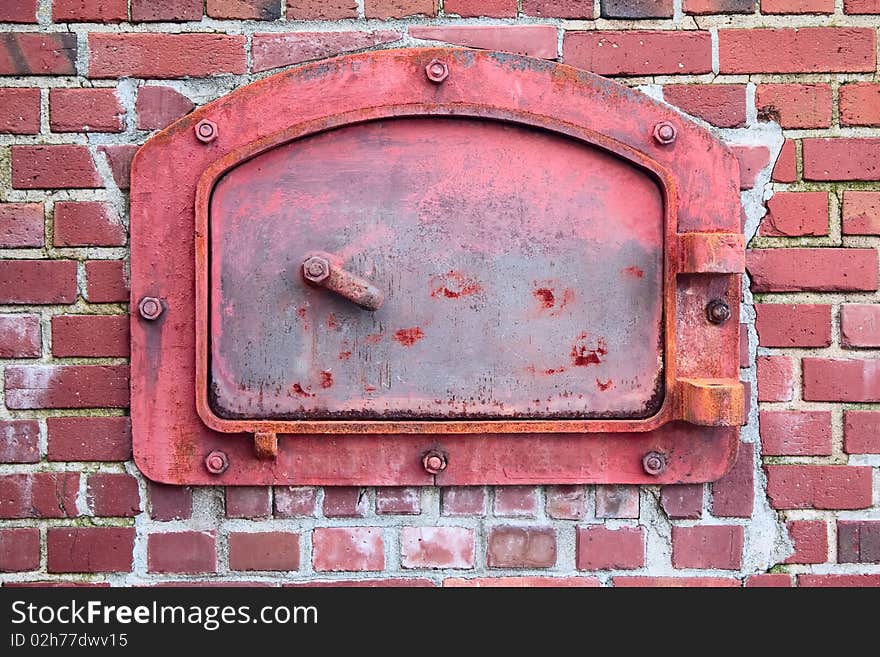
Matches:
[[425, 59, 449, 84], [138, 296, 164, 321], [422, 450, 447, 474], [642, 451, 667, 476], [706, 299, 732, 325], [302, 255, 330, 283], [652, 121, 677, 145], [205, 450, 229, 475], [195, 119, 218, 143]]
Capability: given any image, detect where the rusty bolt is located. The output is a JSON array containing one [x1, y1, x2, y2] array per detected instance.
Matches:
[[138, 296, 163, 321], [642, 451, 667, 476], [652, 121, 677, 145], [707, 299, 732, 325], [422, 450, 447, 474], [195, 119, 218, 143], [425, 59, 449, 84], [205, 450, 229, 475], [302, 255, 331, 283]]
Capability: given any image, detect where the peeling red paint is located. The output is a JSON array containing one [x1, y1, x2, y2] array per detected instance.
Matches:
[[624, 266, 644, 278], [534, 287, 555, 309], [430, 271, 481, 299], [291, 383, 313, 397], [320, 371, 333, 388], [597, 379, 613, 391], [571, 333, 608, 367], [394, 327, 425, 347]]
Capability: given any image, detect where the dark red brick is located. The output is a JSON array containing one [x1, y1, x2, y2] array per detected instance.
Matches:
[[843, 191, 880, 235], [252, 31, 402, 73], [445, 576, 600, 587], [54, 201, 125, 247], [762, 0, 833, 12], [0, 473, 79, 518], [0, 1, 38, 22], [719, 28, 876, 73], [364, 0, 437, 18], [661, 485, 703, 519], [131, 0, 203, 21], [87, 473, 140, 517], [747, 248, 878, 292], [663, 84, 746, 128], [760, 410, 832, 456], [844, 410, 880, 454], [0, 419, 40, 464], [522, 0, 594, 17], [0, 88, 40, 134], [754, 304, 831, 348], [784, 519, 827, 564], [85, 260, 128, 303], [89, 33, 247, 78], [48, 527, 134, 573], [0, 314, 41, 358], [53, 0, 127, 21], [601, 0, 672, 18], [375, 487, 420, 515], [745, 574, 793, 587], [563, 30, 712, 75], [47, 416, 131, 462], [684, 0, 754, 13], [759, 192, 829, 237], [226, 487, 271, 518], [772, 139, 797, 183], [445, 0, 516, 16], [577, 526, 645, 570], [0, 260, 77, 304], [12, 145, 101, 189], [487, 526, 556, 568], [441, 486, 486, 516], [756, 356, 794, 402], [841, 304, 880, 348], [148, 482, 192, 521], [839, 83, 880, 126], [0, 33, 77, 75], [135, 86, 194, 130], [0, 528, 40, 572], [765, 465, 873, 509], [0, 203, 43, 247], [411, 25, 557, 59], [595, 485, 639, 519], [51, 315, 129, 358], [229, 532, 300, 571], [711, 445, 753, 518], [732, 145, 771, 189], [400, 527, 475, 569], [672, 525, 743, 570], [273, 486, 318, 518], [322, 487, 368, 518], [493, 486, 539, 517], [49, 88, 123, 132], [614, 576, 740, 587], [756, 84, 832, 128], [148, 532, 217, 573], [799, 574, 880, 587], [803, 358, 880, 402], [287, 0, 358, 19], [838, 521, 880, 563], [98, 145, 138, 190], [803, 138, 880, 181], [5, 365, 129, 409], [207, 0, 282, 19], [312, 527, 384, 572], [545, 485, 587, 520]]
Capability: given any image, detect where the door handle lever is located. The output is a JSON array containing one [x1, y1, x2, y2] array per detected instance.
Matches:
[[301, 253, 384, 311]]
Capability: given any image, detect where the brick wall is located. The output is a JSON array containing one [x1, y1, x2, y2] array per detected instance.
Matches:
[[1, 0, 878, 587]]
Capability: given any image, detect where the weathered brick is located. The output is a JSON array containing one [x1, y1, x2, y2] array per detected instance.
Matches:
[[323, 487, 368, 518], [287, 0, 358, 19], [660, 485, 703, 519], [87, 473, 140, 517], [772, 139, 797, 183], [595, 485, 639, 519], [803, 358, 880, 402], [564, 31, 712, 75], [226, 487, 271, 519], [312, 527, 385, 571], [89, 33, 247, 79], [799, 574, 880, 587], [745, 574, 793, 587], [615, 576, 740, 587], [49, 88, 123, 133], [148, 532, 217, 573], [12, 145, 101, 189], [207, 0, 282, 19], [0, 473, 79, 519], [522, 0, 594, 17], [0, 33, 77, 75], [85, 260, 128, 303], [251, 31, 402, 73], [683, 0, 754, 13], [136, 86, 194, 131], [719, 28, 876, 73], [756, 356, 794, 402], [754, 304, 830, 348], [53, 0, 127, 22], [98, 144, 138, 190], [131, 0, 203, 21], [545, 485, 587, 520], [148, 482, 192, 521], [837, 520, 880, 564], [711, 446, 753, 518], [375, 487, 420, 515], [365, 0, 437, 18], [445, 576, 600, 587], [760, 410, 832, 456], [844, 410, 880, 454], [400, 527, 475, 569], [494, 486, 539, 517], [839, 83, 880, 127], [54, 202, 125, 248], [747, 248, 878, 292], [844, 0, 880, 12], [601, 0, 673, 18], [0, 528, 40, 572], [663, 84, 746, 128], [761, 0, 833, 13], [0, 1, 38, 22], [48, 528, 134, 573], [441, 486, 486, 516], [0, 420, 40, 464], [843, 191, 880, 235], [841, 304, 880, 348], [672, 525, 743, 570], [5, 365, 129, 409], [47, 416, 131, 462], [51, 315, 129, 358], [487, 526, 556, 568], [0, 203, 43, 247], [411, 25, 557, 59], [576, 526, 645, 570], [0, 88, 40, 134], [759, 192, 829, 237], [0, 314, 41, 358], [803, 138, 880, 181], [0, 260, 77, 304], [732, 145, 770, 190], [445, 0, 516, 16], [273, 486, 318, 518], [286, 578, 433, 587], [740, 326, 749, 368], [784, 520, 827, 564], [765, 465, 873, 509], [229, 532, 300, 571]]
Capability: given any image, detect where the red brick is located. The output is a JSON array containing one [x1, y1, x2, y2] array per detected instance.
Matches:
[[89, 33, 247, 79], [54, 202, 125, 248], [841, 304, 880, 348], [803, 138, 880, 181], [7, 581, 110, 588], [564, 30, 711, 76], [545, 485, 587, 520], [0, 88, 40, 134], [131, 0, 203, 21], [286, 578, 434, 587], [226, 486, 271, 518], [251, 31, 402, 73], [136, 86, 194, 131], [784, 519, 827, 564], [754, 304, 831, 348], [148, 532, 217, 573], [601, 0, 672, 18], [661, 485, 703, 519], [47, 416, 131, 462], [684, 0, 754, 13], [487, 526, 556, 568], [838, 520, 880, 563], [376, 487, 420, 515], [53, 0, 127, 21], [0, 33, 77, 75], [87, 473, 140, 517], [844, 410, 880, 454], [287, 0, 358, 19], [322, 487, 368, 517], [207, 0, 281, 19], [838, 83, 880, 127], [761, 0, 833, 13], [799, 574, 880, 587], [672, 525, 743, 570], [0, 528, 40, 572], [732, 145, 770, 190], [663, 85, 746, 128], [400, 527, 475, 569], [756, 356, 794, 402], [843, 191, 880, 235], [229, 532, 300, 571], [5, 365, 129, 409], [273, 486, 318, 518], [445, 0, 516, 16], [760, 410, 832, 456], [12, 145, 101, 189], [0, 473, 79, 519], [522, 0, 594, 17], [765, 465, 873, 509], [0, 420, 40, 464], [0, 314, 41, 358], [719, 28, 876, 73], [0, 203, 43, 247], [772, 139, 797, 183], [85, 260, 128, 303], [148, 482, 192, 520], [97, 144, 138, 190], [411, 25, 557, 59], [51, 315, 128, 358], [0, 260, 77, 304], [312, 527, 384, 572], [49, 88, 123, 133], [844, 0, 880, 11], [48, 527, 133, 573], [576, 526, 645, 570], [745, 574, 793, 587], [0, 1, 38, 22], [365, 0, 437, 17], [711, 445, 753, 518], [493, 486, 539, 517], [595, 485, 639, 519], [759, 192, 829, 238], [441, 486, 486, 516], [614, 576, 740, 587], [445, 576, 600, 587], [803, 358, 880, 402], [747, 248, 878, 293]]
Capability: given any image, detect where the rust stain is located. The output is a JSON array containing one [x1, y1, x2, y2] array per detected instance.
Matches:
[[362, 333, 383, 345], [545, 367, 566, 375], [338, 350, 352, 360], [571, 333, 607, 367], [327, 313, 338, 329], [320, 371, 334, 388], [623, 266, 644, 279], [430, 271, 481, 299], [291, 383, 314, 397], [534, 287, 555, 309], [296, 306, 308, 319], [597, 379, 613, 391], [394, 327, 425, 347]]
